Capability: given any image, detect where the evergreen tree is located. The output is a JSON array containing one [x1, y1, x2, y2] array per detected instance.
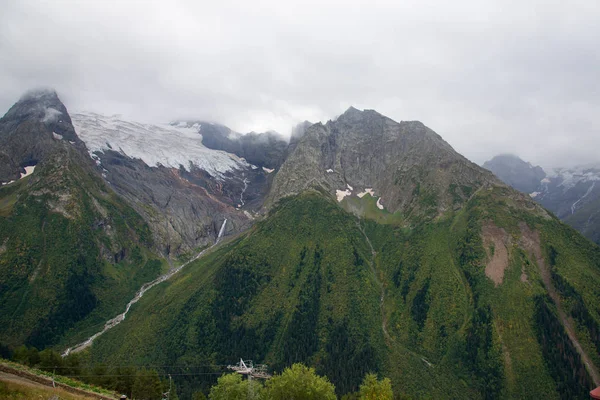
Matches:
[[11, 345, 39, 366], [38, 349, 63, 372], [192, 390, 208, 400]]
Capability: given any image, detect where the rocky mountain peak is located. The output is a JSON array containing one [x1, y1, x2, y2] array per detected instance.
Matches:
[[483, 154, 546, 194], [335, 106, 387, 126], [7, 88, 62, 122], [0, 89, 84, 182], [338, 105, 362, 118], [268, 108, 500, 221], [291, 120, 313, 141]]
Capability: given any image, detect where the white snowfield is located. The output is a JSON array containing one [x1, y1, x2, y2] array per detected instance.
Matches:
[[72, 112, 252, 178], [546, 165, 600, 191]]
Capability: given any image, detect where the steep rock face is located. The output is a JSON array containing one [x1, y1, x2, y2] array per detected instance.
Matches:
[[483, 154, 546, 194], [72, 113, 275, 256], [268, 107, 501, 220], [286, 120, 314, 157], [290, 120, 313, 143], [174, 121, 289, 169]]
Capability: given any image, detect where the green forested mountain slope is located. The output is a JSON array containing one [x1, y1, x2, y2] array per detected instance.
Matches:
[[86, 188, 600, 399], [0, 91, 165, 349]]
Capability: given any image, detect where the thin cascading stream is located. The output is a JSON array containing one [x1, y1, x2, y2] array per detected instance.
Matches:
[[62, 219, 227, 357]]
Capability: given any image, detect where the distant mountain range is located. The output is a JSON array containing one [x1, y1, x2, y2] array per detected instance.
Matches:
[[1, 89, 600, 399], [484, 154, 600, 244]]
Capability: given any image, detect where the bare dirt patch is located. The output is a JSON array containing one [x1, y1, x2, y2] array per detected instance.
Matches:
[[482, 222, 510, 286]]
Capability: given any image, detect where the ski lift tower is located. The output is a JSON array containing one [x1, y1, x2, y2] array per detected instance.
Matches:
[[227, 359, 272, 398]]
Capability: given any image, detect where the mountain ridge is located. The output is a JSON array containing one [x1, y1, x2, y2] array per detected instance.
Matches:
[[1, 90, 600, 399], [268, 106, 504, 221]]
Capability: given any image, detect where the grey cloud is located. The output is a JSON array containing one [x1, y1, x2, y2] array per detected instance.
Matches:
[[1, 0, 598, 168]]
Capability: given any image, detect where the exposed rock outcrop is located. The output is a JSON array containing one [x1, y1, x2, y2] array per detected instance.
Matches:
[[268, 107, 500, 220]]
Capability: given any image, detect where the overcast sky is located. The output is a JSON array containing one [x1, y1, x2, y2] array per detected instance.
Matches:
[[1, 0, 598, 168]]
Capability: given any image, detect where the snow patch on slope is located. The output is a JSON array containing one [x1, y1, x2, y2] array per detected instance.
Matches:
[[20, 166, 35, 179], [336, 189, 351, 202], [3, 166, 36, 186], [357, 188, 375, 198], [72, 112, 251, 178]]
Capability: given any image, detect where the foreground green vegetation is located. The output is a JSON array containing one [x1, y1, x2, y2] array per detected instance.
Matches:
[[0, 380, 97, 400], [4, 350, 392, 400], [209, 364, 393, 400], [0, 357, 116, 398], [4, 351, 171, 399]]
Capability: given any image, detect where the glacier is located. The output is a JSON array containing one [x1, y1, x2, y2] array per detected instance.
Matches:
[[72, 112, 252, 178]]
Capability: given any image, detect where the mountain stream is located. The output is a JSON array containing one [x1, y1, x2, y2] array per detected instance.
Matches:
[[62, 219, 228, 357]]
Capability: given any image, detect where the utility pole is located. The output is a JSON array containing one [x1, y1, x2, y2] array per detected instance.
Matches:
[[248, 373, 253, 399], [162, 374, 172, 400]]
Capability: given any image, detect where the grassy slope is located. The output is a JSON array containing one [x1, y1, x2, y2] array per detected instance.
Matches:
[[0, 379, 101, 400], [0, 146, 165, 350], [0, 359, 116, 399], [86, 189, 600, 399]]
